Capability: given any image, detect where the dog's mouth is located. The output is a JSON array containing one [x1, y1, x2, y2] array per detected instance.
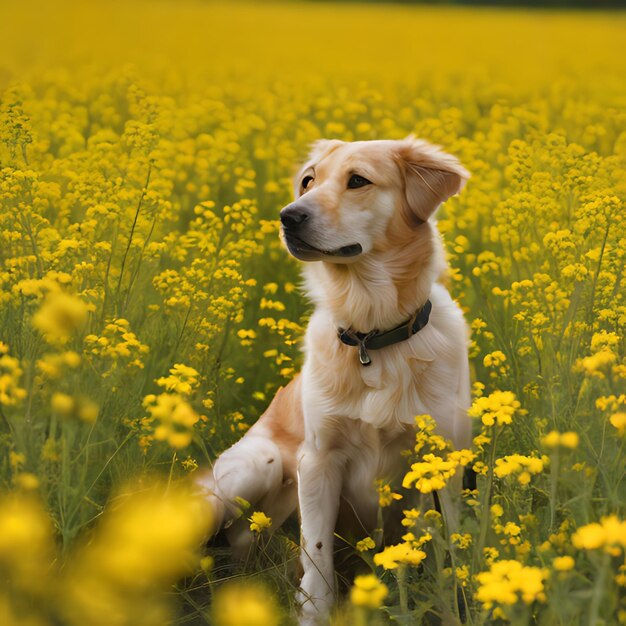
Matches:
[[284, 234, 363, 262]]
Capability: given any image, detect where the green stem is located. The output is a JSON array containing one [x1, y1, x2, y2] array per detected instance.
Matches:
[[115, 161, 152, 315], [353, 607, 367, 626], [397, 564, 408, 617], [549, 449, 559, 530], [477, 425, 500, 563], [586, 221, 610, 327], [123, 211, 159, 312], [588, 553, 609, 626], [21, 214, 44, 278]]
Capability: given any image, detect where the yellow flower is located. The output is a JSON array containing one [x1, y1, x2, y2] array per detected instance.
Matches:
[[78, 398, 99, 424], [200, 555, 214, 573], [63, 483, 212, 626], [181, 457, 198, 473], [403, 450, 473, 493], [483, 350, 507, 367], [572, 515, 626, 553], [0, 494, 54, 586], [156, 363, 200, 396], [542, 430, 580, 449], [553, 556, 575, 572], [560, 432, 580, 449], [13, 472, 40, 491], [491, 504, 504, 518], [590, 330, 620, 352], [373, 542, 426, 570], [376, 480, 403, 507], [212, 582, 280, 626], [610, 412, 626, 435], [145, 393, 199, 449], [503, 522, 521, 537], [32, 291, 88, 345], [424, 509, 442, 525], [468, 390, 522, 426], [455, 564, 470, 586], [9, 451, 25, 471], [350, 574, 388, 609], [476, 560, 546, 610], [0, 352, 27, 406], [51, 392, 75, 417], [401, 508, 421, 528], [576, 350, 616, 378], [356, 536, 376, 552], [494, 454, 544, 484], [451, 533, 472, 550], [484, 546, 500, 564], [249, 511, 272, 534], [542, 431, 561, 447], [53, 392, 92, 423]]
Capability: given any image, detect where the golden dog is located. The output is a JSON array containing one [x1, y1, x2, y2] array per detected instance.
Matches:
[[198, 136, 471, 624]]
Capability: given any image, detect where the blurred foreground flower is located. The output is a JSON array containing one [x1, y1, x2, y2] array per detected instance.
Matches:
[[62, 482, 211, 626], [32, 291, 88, 345], [0, 493, 54, 591], [143, 392, 200, 448], [609, 412, 626, 435], [212, 582, 280, 626], [553, 556, 575, 572], [572, 515, 626, 554], [541, 431, 580, 449], [0, 482, 211, 626], [350, 574, 388, 609]]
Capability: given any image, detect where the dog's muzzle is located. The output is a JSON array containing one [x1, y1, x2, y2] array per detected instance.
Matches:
[[280, 203, 363, 262]]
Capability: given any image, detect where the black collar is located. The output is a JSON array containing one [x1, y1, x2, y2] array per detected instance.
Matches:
[[337, 299, 432, 366]]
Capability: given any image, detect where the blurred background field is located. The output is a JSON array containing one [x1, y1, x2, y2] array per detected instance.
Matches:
[[0, 1, 625, 625], [2, 1, 625, 88]]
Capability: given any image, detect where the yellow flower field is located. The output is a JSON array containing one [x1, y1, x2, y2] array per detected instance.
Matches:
[[0, 1, 625, 624]]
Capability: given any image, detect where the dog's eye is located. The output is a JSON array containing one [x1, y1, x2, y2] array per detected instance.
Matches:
[[302, 175, 314, 190], [347, 174, 372, 189]]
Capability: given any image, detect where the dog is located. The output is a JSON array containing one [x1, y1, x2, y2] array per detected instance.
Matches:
[[197, 136, 472, 624]]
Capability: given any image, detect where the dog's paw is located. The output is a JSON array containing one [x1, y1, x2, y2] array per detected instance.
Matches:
[[296, 587, 333, 626]]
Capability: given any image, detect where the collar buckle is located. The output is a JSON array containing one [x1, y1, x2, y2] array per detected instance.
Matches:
[[337, 299, 432, 366]]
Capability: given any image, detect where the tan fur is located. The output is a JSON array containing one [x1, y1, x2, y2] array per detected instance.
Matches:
[[263, 376, 304, 481]]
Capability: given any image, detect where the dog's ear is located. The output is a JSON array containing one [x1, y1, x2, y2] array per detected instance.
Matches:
[[293, 139, 344, 197], [395, 136, 470, 225]]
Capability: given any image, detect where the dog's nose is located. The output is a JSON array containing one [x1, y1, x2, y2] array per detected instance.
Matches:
[[280, 205, 310, 229]]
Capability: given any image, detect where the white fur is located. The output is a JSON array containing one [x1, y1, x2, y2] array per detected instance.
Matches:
[[296, 284, 471, 625]]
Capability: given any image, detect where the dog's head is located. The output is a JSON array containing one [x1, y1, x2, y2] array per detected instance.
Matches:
[[280, 136, 469, 263]]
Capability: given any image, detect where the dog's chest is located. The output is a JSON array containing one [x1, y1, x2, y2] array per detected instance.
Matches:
[[304, 314, 434, 431]]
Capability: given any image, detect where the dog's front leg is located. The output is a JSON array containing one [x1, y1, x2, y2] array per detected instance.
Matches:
[[297, 443, 344, 625]]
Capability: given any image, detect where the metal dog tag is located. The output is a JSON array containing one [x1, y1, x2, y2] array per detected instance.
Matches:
[[358, 340, 372, 366]]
